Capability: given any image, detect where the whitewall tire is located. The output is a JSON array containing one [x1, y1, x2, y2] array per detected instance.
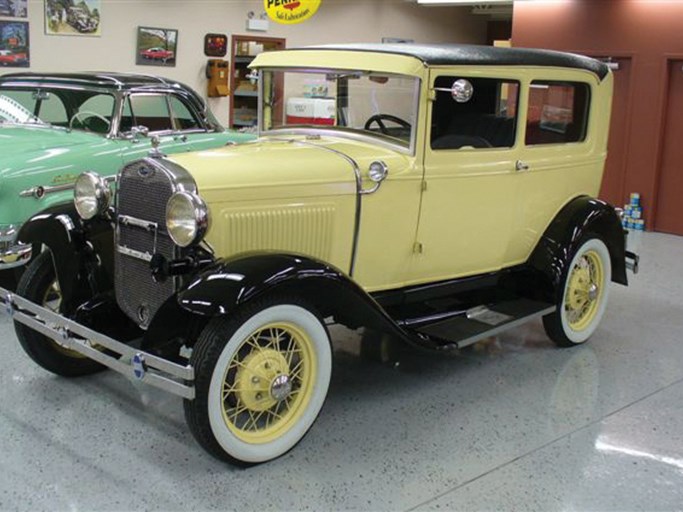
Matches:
[[543, 237, 612, 347], [185, 298, 332, 464]]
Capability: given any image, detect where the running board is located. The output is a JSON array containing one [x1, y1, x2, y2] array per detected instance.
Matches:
[[407, 298, 555, 350]]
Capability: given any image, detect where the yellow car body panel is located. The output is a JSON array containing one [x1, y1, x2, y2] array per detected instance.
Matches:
[[407, 66, 613, 285], [169, 54, 613, 294], [251, 49, 427, 78]]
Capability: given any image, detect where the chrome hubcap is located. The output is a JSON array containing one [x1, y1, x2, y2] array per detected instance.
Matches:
[[587, 283, 599, 301], [270, 374, 292, 402]]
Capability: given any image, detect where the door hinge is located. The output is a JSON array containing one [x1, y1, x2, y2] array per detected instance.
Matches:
[[413, 242, 424, 254], [421, 180, 427, 192]]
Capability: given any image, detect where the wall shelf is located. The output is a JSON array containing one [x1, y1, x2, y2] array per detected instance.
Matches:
[[229, 35, 285, 130]]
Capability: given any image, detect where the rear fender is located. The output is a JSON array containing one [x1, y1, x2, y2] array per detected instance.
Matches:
[[528, 196, 627, 302]]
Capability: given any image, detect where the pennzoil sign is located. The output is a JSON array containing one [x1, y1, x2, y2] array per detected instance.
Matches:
[[264, 0, 321, 24]]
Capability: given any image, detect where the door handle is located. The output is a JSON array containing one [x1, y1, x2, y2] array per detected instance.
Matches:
[[515, 160, 530, 172]]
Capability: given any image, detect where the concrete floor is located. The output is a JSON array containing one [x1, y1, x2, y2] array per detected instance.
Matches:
[[0, 232, 682, 511]]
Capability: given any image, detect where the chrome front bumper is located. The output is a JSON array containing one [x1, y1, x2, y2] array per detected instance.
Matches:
[[0, 224, 32, 270], [0, 243, 32, 270], [0, 287, 195, 399]]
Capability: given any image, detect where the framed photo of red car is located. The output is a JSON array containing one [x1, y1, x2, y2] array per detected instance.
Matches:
[[136, 26, 178, 67], [0, 21, 30, 67]]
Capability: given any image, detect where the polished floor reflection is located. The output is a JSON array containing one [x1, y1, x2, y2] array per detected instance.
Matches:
[[1, 232, 681, 511]]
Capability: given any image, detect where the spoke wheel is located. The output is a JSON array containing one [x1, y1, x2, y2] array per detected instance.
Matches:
[[564, 250, 604, 331], [185, 298, 331, 465], [543, 237, 612, 347], [14, 251, 105, 376], [221, 323, 316, 444]]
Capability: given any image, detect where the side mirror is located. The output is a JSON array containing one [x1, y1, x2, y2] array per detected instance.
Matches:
[[451, 79, 473, 103]]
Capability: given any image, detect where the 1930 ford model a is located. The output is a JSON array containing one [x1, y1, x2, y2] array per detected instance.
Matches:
[[0, 44, 638, 464]]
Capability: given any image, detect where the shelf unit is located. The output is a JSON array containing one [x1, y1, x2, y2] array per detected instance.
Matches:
[[229, 35, 285, 129]]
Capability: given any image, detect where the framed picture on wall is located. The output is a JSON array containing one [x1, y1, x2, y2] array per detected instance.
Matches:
[[44, 0, 101, 36], [136, 26, 178, 67], [0, 20, 29, 67], [0, 0, 28, 18]]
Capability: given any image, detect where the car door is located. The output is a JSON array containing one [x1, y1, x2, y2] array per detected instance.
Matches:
[[508, 74, 601, 262], [408, 70, 523, 284]]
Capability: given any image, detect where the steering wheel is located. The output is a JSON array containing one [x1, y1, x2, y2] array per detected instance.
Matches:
[[69, 110, 111, 132], [364, 114, 411, 135]]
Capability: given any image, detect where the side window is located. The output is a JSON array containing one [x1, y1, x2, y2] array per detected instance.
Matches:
[[169, 96, 202, 131], [431, 77, 519, 150], [525, 81, 590, 145], [127, 94, 173, 132]]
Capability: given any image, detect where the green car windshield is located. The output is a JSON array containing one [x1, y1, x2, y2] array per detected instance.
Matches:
[[0, 93, 41, 124], [0, 88, 115, 133], [260, 69, 420, 149]]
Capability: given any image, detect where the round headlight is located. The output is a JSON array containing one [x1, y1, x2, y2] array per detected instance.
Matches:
[[166, 191, 209, 247], [74, 172, 111, 220]]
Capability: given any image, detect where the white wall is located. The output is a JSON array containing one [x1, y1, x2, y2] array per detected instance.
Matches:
[[2, 0, 487, 125]]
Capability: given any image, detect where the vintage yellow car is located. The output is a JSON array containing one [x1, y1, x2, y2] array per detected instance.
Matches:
[[0, 44, 638, 465]]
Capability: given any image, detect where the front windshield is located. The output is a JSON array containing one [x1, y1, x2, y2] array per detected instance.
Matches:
[[0, 94, 36, 124], [260, 69, 420, 148], [0, 88, 115, 134]]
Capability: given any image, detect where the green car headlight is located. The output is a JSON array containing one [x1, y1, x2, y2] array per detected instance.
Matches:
[[74, 172, 111, 220], [166, 191, 209, 247]]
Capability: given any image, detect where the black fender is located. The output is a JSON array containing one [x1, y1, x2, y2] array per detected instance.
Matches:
[[528, 195, 627, 302], [175, 252, 414, 343], [17, 204, 114, 313]]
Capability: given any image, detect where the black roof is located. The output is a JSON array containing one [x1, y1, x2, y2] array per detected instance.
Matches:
[[0, 72, 188, 90], [299, 44, 609, 80]]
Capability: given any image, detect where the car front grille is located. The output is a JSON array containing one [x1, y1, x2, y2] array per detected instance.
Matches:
[[114, 159, 178, 328]]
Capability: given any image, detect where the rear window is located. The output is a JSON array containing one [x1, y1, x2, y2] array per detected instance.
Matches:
[[525, 81, 590, 145]]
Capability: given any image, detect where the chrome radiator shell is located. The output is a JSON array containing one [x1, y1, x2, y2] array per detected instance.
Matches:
[[114, 158, 197, 328]]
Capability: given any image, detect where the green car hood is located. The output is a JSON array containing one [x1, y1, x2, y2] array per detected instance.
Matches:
[[0, 125, 99, 156], [0, 125, 120, 225]]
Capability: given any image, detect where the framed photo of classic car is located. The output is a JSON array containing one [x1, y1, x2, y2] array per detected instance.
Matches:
[[136, 26, 177, 67], [44, 0, 101, 36], [0, 20, 29, 67], [0, 0, 28, 18]]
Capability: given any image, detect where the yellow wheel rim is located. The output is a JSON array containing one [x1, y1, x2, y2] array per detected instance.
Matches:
[[220, 322, 317, 444], [42, 279, 86, 359], [565, 249, 604, 331]]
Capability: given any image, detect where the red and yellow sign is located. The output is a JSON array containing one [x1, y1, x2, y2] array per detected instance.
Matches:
[[264, 0, 321, 24]]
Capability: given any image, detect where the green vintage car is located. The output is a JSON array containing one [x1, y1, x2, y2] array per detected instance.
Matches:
[[0, 72, 253, 273]]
